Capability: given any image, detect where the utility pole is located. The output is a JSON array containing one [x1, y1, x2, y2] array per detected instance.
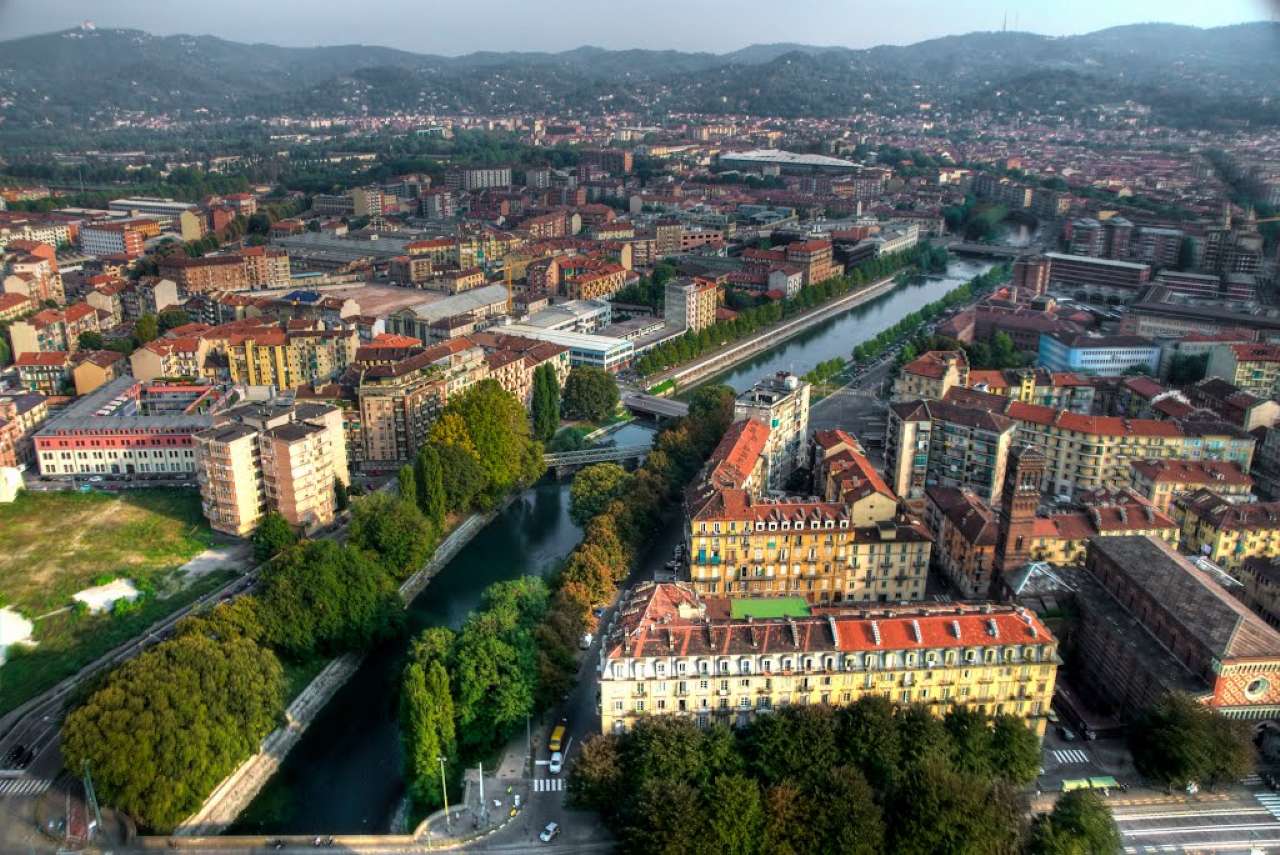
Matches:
[[83, 759, 103, 842], [438, 756, 449, 831], [526, 713, 532, 778]]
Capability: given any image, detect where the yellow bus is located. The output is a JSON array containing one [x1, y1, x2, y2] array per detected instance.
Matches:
[[549, 722, 566, 753]]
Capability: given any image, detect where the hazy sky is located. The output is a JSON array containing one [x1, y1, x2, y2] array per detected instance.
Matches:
[[0, 0, 1274, 54]]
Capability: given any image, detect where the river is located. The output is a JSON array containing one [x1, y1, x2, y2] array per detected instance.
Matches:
[[229, 256, 992, 835], [698, 258, 994, 393]]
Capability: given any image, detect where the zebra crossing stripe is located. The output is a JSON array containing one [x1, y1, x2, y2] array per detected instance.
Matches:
[[0, 778, 52, 797], [1256, 792, 1280, 819], [533, 778, 563, 793], [1052, 749, 1089, 764]]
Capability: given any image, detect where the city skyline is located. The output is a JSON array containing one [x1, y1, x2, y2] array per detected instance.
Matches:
[[0, 0, 1272, 55]]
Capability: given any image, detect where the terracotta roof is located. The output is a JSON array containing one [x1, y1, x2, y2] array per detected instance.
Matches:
[[1130, 459, 1252, 488], [901, 350, 965, 381], [15, 350, 70, 367], [704, 418, 770, 492], [1230, 344, 1280, 363], [605, 583, 1053, 660], [1176, 488, 1280, 531]]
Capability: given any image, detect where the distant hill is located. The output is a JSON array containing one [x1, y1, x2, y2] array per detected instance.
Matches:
[[1, 22, 1277, 128]]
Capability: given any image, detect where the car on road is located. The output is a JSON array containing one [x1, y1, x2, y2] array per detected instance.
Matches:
[[87, 475, 104, 483], [549, 751, 563, 774], [1057, 725, 1077, 741], [579, 632, 593, 649], [549, 720, 566, 752], [539, 822, 560, 843]]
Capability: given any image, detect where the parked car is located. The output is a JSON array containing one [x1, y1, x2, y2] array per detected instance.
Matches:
[[1057, 726, 1077, 742], [87, 476, 104, 483], [549, 751, 563, 775], [579, 632, 593, 650], [539, 822, 561, 843]]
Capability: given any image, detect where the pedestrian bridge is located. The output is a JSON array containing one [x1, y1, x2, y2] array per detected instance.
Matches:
[[543, 444, 651, 468], [623, 393, 690, 419]]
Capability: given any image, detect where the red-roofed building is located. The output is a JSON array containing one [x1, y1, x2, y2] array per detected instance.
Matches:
[[598, 581, 1057, 734], [1129, 459, 1253, 512], [15, 351, 72, 395]]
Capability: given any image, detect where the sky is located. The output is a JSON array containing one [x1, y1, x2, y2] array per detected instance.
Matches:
[[0, 0, 1274, 54]]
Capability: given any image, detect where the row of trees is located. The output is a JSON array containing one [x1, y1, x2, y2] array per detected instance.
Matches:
[[400, 578, 549, 810], [569, 701, 1112, 855], [852, 263, 1011, 364], [634, 244, 946, 377]]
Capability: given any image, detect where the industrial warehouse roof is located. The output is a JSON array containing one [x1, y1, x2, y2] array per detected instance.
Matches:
[[718, 149, 858, 169]]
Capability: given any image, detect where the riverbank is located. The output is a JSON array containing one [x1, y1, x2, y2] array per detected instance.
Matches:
[[175, 501, 507, 836], [651, 273, 898, 391]]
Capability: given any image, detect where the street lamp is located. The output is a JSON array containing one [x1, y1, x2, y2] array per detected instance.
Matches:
[[439, 756, 450, 831]]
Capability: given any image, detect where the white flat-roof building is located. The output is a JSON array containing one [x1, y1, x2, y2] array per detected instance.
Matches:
[[499, 324, 633, 372]]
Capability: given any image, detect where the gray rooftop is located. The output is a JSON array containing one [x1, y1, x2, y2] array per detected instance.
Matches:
[[36, 376, 213, 435]]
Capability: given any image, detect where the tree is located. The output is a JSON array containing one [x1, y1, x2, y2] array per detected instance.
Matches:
[[1028, 790, 1122, 855], [945, 706, 994, 777], [254, 539, 400, 657], [761, 782, 820, 855], [0, 335, 9, 367], [811, 765, 886, 855], [836, 696, 903, 792], [568, 734, 624, 813], [348, 492, 435, 580], [398, 464, 417, 509], [1130, 692, 1255, 790], [436, 443, 487, 513], [414, 445, 447, 531], [61, 633, 284, 832], [890, 760, 1024, 855], [569, 462, 633, 526], [157, 308, 191, 332], [334, 477, 349, 511], [531, 363, 560, 442], [431, 380, 544, 503], [400, 659, 456, 810], [704, 774, 764, 855], [77, 330, 105, 350], [623, 778, 706, 855], [561, 366, 620, 423], [1168, 353, 1209, 385], [990, 714, 1043, 785], [133, 313, 159, 345], [251, 511, 297, 563]]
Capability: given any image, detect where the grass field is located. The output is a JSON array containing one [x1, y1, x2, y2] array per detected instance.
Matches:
[[730, 597, 811, 620], [0, 488, 213, 614], [0, 488, 227, 715]]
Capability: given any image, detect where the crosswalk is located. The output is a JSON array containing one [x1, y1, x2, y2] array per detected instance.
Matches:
[[533, 778, 564, 793], [1242, 773, 1263, 787], [1257, 791, 1280, 820], [0, 777, 53, 798], [1051, 749, 1090, 765]]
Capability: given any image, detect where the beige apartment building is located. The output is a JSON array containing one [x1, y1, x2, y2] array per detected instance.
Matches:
[[195, 400, 349, 536], [599, 582, 1058, 736], [734, 372, 811, 490]]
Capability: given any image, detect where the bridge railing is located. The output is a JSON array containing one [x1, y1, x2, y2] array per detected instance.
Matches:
[[543, 444, 651, 466]]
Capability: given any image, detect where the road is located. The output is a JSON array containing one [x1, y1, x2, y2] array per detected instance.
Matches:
[[1115, 787, 1280, 853]]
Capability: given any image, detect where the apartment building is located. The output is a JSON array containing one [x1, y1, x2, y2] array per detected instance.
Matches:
[[892, 351, 969, 402], [599, 582, 1058, 735], [785, 239, 843, 286], [1070, 535, 1280, 720], [14, 351, 72, 395], [734, 372, 811, 490], [158, 254, 251, 294], [79, 221, 148, 258], [685, 479, 932, 605], [1043, 252, 1151, 298], [0, 392, 49, 468], [966, 367, 1095, 414], [886, 398, 1017, 505], [1206, 344, 1280, 398], [240, 246, 292, 289], [924, 487, 999, 599], [939, 388, 1255, 498], [1173, 489, 1280, 572], [195, 400, 348, 536], [664, 277, 719, 333], [356, 338, 489, 468], [1234, 557, 1280, 629], [72, 349, 128, 397], [1128, 459, 1253, 513]]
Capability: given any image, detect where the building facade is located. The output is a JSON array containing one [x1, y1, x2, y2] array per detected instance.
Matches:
[[599, 582, 1058, 735]]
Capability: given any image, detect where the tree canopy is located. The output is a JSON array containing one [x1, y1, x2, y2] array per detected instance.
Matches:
[[1129, 692, 1254, 790], [61, 632, 284, 832], [428, 379, 544, 505], [561, 366, 620, 423], [569, 462, 633, 526]]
